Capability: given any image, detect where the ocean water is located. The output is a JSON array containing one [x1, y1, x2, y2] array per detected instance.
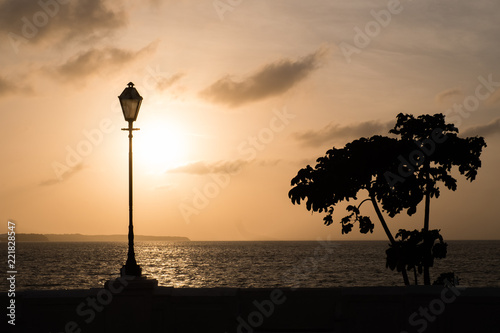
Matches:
[[2, 240, 499, 291]]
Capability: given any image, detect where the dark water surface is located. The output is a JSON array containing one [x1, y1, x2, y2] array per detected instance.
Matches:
[[2, 240, 499, 290]]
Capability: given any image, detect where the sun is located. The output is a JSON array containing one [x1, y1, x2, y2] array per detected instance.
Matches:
[[134, 119, 189, 174]]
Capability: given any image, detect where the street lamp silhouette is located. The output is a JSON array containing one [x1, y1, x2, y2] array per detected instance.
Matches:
[[119, 82, 143, 277]]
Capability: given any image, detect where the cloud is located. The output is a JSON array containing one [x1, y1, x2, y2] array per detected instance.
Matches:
[[0, 76, 33, 97], [462, 118, 500, 137], [166, 158, 281, 175], [156, 73, 184, 91], [200, 45, 330, 107], [167, 160, 249, 175], [294, 118, 500, 147], [54, 41, 158, 81], [0, 0, 127, 48], [486, 89, 500, 106], [154, 184, 174, 191], [258, 159, 281, 167], [39, 163, 84, 186], [143, 65, 185, 92], [167, 161, 210, 174], [435, 88, 462, 103], [293, 120, 393, 147]]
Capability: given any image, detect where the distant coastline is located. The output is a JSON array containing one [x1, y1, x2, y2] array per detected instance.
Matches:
[[0, 233, 190, 242]]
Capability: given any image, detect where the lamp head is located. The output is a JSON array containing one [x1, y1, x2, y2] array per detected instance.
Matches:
[[118, 82, 143, 122]]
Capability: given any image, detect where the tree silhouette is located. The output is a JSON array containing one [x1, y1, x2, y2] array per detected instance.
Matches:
[[289, 113, 486, 285]]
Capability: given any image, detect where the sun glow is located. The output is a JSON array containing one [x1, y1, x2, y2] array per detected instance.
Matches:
[[134, 119, 189, 174]]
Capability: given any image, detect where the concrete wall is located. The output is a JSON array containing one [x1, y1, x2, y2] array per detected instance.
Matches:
[[2, 285, 499, 333]]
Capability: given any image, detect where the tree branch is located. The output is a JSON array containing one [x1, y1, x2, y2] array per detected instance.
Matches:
[[369, 193, 395, 244], [357, 198, 372, 210], [369, 190, 409, 286]]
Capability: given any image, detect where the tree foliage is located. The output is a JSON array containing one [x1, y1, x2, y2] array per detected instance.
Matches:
[[386, 229, 447, 274], [289, 113, 486, 284]]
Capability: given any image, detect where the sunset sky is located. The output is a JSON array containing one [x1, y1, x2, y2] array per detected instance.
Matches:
[[1, 0, 499, 241]]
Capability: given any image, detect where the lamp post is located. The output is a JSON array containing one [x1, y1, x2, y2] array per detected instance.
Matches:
[[118, 82, 143, 277]]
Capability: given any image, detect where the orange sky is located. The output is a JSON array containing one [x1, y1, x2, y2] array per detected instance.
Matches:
[[1, 0, 499, 241]]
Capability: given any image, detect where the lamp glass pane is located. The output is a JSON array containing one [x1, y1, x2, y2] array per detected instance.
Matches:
[[120, 99, 141, 121]]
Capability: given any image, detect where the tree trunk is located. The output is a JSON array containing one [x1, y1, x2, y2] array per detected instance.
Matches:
[[370, 194, 410, 286], [423, 170, 431, 285]]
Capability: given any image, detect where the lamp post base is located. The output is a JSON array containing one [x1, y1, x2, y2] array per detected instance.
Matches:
[[120, 263, 142, 277], [104, 275, 158, 291]]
